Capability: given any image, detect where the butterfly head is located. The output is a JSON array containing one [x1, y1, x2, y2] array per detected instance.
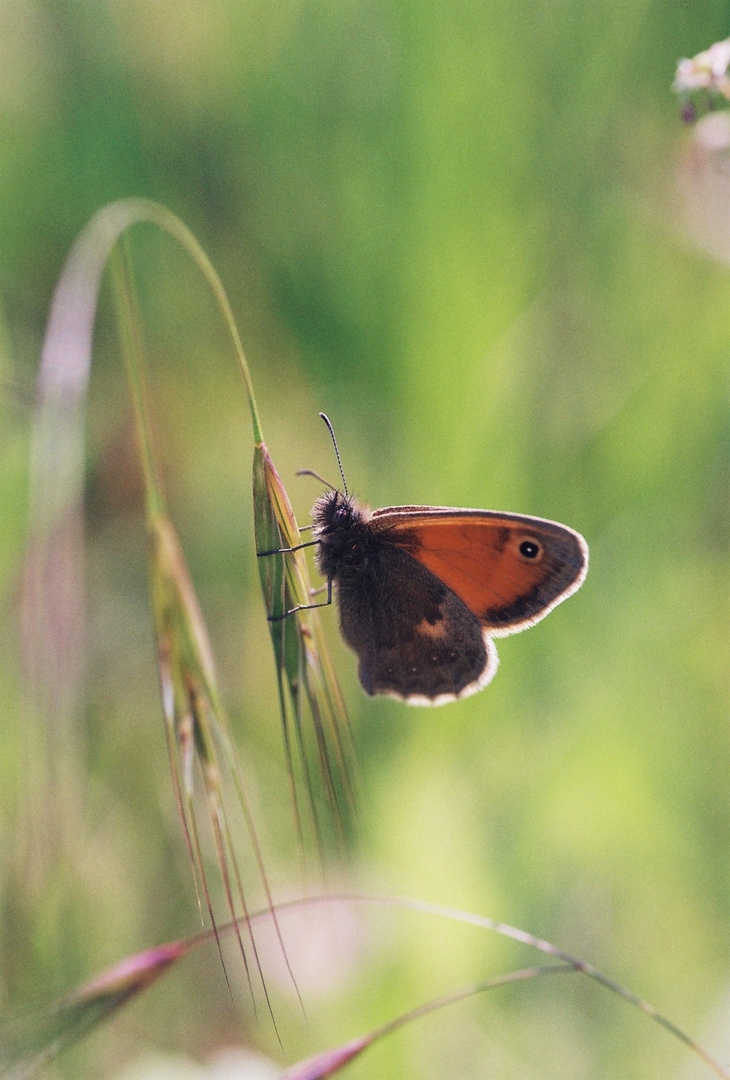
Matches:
[[312, 489, 375, 579]]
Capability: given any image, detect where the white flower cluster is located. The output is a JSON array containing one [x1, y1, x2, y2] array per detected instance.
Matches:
[[674, 38, 730, 98]]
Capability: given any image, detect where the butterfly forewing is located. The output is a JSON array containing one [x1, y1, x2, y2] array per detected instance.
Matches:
[[370, 507, 588, 633]]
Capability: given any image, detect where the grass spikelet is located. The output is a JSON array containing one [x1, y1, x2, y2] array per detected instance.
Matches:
[[0, 939, 191, 1080], [253, 442, 356, 867], [146, 511, 270, 1003]]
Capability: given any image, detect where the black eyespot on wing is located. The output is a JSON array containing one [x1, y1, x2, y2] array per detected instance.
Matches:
[[483, 530, 587, 629], [519, 539, 540, 559]]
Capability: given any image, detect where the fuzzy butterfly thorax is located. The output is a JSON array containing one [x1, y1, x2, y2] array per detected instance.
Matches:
[[312, 490, 379, 579]]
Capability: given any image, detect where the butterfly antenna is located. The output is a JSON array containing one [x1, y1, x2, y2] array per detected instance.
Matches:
[[319, 413, 348, 497], [296, 468, 336, 491]]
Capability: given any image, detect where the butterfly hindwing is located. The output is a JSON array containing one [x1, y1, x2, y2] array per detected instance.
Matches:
[[334, 537, 496, 703]]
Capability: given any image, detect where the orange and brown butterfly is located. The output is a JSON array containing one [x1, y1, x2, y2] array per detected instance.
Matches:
[[267, 415, 588, 707]]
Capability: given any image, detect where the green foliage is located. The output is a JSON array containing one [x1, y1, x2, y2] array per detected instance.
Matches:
[[0, 4, 728, 1079]]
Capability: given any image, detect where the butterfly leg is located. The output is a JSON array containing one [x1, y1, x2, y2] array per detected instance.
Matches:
[[267, 577, 333, 622], [256, 538, 319, 557]]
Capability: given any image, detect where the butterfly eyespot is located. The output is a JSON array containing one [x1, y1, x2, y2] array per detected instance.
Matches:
[[519, 539, 541, 559]]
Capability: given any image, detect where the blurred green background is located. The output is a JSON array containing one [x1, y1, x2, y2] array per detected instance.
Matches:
[[1, 2, 728, 1078]]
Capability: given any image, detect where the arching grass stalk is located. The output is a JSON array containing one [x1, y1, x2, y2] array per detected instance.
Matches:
[[276, 966, 574, 1080], [3, 894, 727, 1080], [23, 199, 350, 1022], [110, 242, 290, 1034]]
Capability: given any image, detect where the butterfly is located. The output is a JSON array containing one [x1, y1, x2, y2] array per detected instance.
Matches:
[[269, 416, 588, 707]]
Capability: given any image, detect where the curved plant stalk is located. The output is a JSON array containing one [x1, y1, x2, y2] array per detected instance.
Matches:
[[112, 247, 299, 1033], [3, 894, 728, 1080], [276, 966, 573, 1080], [106, 205, 355, 859], [332, 893, 730, 1076], [21, 198, 352, 1029], [102, 199, 354, 864], [24, 196, 353, 1024]]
